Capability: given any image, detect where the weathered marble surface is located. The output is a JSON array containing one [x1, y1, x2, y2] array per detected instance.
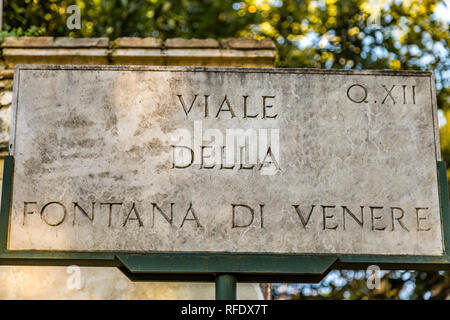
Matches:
[[8, 65, 443, 255]]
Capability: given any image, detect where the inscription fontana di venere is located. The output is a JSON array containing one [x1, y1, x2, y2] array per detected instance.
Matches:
[[7, 66, 443, 255], [23, 201, 432, 232]]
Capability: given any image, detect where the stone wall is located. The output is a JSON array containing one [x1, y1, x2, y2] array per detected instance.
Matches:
[[2, 36, 276, 67], [0, 37, 275, 300]]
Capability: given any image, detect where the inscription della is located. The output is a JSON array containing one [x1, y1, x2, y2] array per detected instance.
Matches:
[[7, 66, 443, 255]]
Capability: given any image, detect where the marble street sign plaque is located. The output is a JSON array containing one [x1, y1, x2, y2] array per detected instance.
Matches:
[[7, 65, 443, 256]]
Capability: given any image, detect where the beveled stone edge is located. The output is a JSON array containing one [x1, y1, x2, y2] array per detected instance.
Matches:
[[12, 64, 433, 77]]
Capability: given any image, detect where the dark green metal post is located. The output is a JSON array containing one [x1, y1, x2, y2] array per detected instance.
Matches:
[[215, 274, 237, 300]]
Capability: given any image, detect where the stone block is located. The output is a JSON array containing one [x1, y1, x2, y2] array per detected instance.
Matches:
[[2, 37, 54, 48], [53, 37, 109, 48], [113, 37, 162, 48], [165, 38, 219, 48], [220, 38, 276, 49]]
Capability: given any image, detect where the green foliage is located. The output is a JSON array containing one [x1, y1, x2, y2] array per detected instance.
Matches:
[[2, 0, 450, 300], [0, 25, 46, 43], [3, 0, 260, 39], [275, 270, 450, 300]]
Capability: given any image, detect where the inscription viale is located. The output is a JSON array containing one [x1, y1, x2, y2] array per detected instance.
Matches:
[[177, 94, 278, 119], [8, 66, 443, 255]]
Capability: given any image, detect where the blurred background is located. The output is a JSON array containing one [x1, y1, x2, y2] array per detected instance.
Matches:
[[0, 0, 449, 299]]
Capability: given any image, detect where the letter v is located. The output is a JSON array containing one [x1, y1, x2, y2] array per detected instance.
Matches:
[[177, 94, 198, 116], [292, 205, 316, 228]]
